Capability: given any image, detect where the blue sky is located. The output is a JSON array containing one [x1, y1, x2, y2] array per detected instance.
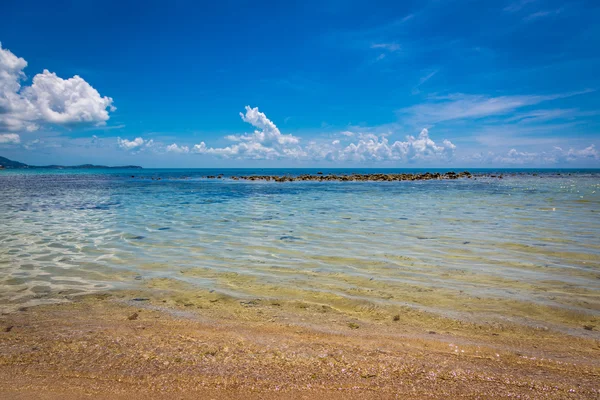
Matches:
[[0, 0, 599, 167]]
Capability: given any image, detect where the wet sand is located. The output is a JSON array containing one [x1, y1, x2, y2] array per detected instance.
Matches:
[[1, 291, 599, 399]]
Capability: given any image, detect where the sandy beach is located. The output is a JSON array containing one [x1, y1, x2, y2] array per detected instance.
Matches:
[[2, 0, 600, 395], [2, 289, 599, 399]]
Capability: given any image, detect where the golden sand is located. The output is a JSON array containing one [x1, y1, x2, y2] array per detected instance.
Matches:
[[1, 289, 599, 399]]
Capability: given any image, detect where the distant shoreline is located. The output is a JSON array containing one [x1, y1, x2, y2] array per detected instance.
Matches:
[[0, 155, 142, 170]]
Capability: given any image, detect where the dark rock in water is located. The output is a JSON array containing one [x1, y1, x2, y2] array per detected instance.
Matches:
[[280, 235, 302, 242], [131, 235, 145, 240], [463, 241, 471, 245], [157, 227, 170, 231], [201, 171, 475, 183], [134, 275, 143, 280], [127, 312, 139, 320]]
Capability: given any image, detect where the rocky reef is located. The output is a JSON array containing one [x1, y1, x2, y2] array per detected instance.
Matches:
[[225, 171, 473, 182]]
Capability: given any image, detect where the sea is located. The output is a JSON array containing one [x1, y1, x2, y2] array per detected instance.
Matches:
[[1, 168, 599, 335]]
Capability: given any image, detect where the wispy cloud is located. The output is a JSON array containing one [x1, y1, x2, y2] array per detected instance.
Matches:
[[524, 8, 563, 21], [369, 42, 401, 63], [399, 90, 594, 124], [84, 124, 126, 131], [504, 0, 537, 13], [412, 69, 439, 94], [401, 14, 415, 23], [488, 145, 598, 165], [370, 42, 400, 52], [506, 108, 600, 123], [324, 14, 414, 55], [419, 70, 438, 85], [473, 122, 586, 147]]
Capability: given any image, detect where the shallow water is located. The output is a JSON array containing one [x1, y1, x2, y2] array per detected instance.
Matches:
[[1, 168, 599, 332]]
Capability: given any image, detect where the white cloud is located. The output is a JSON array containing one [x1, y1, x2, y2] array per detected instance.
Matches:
[[473, 145, 599, 165], [495, 148, 540, 164], [189, 106, 455, 163], [505, 108, 599, 123], [401, 14, 414, 23], [301, 129, 455, 162], [238, 105, 300, 145], [504, 0, 537, 13], [399, 90, 593, 124], [524, 8, 563, 22], [166, 143, 189, 153], [24, 70, 114, 125], [412, 70, 439, 94], [192, 106, 305, 160], [371, 42, 400, 52], [330, 129, 456, 162], [442, 139, 456, 148], [419, 70, 438, 86], [23, 138, 40, 150], [556, 145, 598, 162], [0, 133, 20, 144], [117, 137, 153, 151], [0, 43, 114, 134]]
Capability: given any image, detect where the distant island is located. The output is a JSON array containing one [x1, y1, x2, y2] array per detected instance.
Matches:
[[0, 156, 142, 170]]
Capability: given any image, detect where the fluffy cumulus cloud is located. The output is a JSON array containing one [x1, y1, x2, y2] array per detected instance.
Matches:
[[0, 133, 20, 144], [308, 129, 456, 162], [0, 43, 114, 134], [117, 137, 153, 151], [166, 143, 189, 153], [192, 106, 305, 159], [175, 107, 456, 163]]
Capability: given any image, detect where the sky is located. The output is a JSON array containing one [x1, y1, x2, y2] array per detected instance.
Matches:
[[0, 0, 599, 168]]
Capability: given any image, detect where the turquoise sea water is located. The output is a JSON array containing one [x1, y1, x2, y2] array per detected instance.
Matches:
[[1, 168, 599, 334]]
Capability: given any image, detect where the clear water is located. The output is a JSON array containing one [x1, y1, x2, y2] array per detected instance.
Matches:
[[1, 168, 599, 332]]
